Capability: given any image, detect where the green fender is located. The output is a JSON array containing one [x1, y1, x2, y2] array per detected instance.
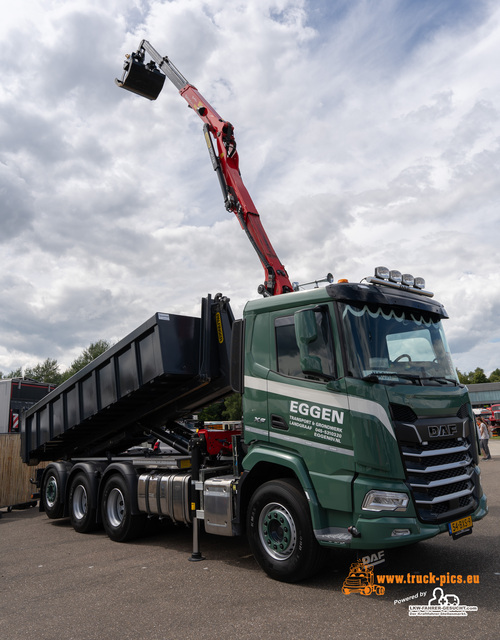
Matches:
[[242, 444, 327, 531]]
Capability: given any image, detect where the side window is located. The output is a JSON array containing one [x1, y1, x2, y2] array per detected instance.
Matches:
[[275, 310, 335, 379]]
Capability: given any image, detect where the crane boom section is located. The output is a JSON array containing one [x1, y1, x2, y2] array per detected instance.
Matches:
[[118, 40, 293, 296]]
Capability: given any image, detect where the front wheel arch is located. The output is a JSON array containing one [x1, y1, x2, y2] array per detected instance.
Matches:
[[240, 447, 326, 533]]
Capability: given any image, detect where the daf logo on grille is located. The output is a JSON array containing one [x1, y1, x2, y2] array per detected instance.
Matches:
[[428, 424, 457, 438]]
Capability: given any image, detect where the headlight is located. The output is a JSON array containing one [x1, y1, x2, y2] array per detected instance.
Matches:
[[362, 490, 409, 512]]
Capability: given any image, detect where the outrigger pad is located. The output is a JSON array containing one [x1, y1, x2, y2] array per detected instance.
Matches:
[[115, 55, 166, 100]]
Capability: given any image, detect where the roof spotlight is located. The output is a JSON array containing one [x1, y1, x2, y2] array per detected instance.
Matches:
[[374, 266, 389, 280], [414, 277, 426, 290]]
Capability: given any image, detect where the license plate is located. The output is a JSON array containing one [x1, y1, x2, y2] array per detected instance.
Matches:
[[448, 515, 473, 539]]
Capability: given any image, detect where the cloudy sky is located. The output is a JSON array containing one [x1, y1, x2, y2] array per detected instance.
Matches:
[[1, 0, 499, 376]]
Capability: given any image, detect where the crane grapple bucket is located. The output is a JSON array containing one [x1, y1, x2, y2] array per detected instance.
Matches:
[[115, 55, 166, 100]]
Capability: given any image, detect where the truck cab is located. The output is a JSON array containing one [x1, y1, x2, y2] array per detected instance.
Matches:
[[239, 276, 487, 563]]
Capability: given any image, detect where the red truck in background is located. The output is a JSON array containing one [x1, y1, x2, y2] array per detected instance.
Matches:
[[0, 378, 55, 434], [486, 405, 500, 435]]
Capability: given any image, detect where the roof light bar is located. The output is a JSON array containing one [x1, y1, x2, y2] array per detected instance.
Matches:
[[366, 266, 433, 297]]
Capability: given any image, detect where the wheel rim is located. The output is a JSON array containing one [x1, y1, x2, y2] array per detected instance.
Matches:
[[45, 476, 58, 508], [258, 502, 297, 561], [107, 487, 125, 528], [73, 484, 88, 521]]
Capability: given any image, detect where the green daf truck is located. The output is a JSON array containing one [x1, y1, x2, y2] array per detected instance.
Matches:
[[20, 42, 487, 583], [235, 276, 487, 580]]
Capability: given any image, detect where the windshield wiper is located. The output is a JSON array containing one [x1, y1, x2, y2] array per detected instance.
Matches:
[[362, 372, 421, 385], [363, 372, 458, 386], [420, 376, 458, 386]]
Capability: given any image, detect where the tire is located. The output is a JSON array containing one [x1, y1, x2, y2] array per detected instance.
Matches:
[[69, 472, 98, 534], [42, 468, 65, 519], [101, 474, 146, 542], [247, 478, 326, 583]]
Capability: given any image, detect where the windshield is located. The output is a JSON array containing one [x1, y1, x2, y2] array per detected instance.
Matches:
[[339, 302, 458, 385]]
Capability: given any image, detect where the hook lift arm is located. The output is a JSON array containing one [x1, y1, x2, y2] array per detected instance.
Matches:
[[116, 40, 293, 297]]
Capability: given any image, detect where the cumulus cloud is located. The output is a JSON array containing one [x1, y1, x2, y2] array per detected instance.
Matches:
[[0, 0, 499, 376]]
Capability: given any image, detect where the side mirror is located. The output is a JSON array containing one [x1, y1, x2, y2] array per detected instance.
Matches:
[[294, 309, 323, 376], [295, 309, 317, 344]]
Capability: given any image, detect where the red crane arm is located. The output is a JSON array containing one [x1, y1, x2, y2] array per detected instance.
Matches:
[[116, 40, 293, 297]]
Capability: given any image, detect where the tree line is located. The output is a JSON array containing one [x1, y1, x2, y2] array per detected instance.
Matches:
[[456, 368, 500, 384], [0, 340, 111, 386]]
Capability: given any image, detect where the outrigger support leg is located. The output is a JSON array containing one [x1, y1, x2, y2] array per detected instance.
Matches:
[[188, 434, 205, 562]]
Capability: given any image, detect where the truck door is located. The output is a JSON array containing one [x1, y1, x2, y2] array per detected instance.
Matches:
[[266, 305, 355, 510]]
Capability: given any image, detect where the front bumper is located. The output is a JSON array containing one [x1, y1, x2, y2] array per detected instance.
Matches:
[[316, 494, 488, 549]]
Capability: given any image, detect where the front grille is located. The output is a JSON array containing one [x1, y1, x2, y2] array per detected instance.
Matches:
[[406, 448, 469, 467], [456, 403, 470, 419], [422, 467, 469, 483], [393, 413, 481, 523], [390, 403, 418, 423]]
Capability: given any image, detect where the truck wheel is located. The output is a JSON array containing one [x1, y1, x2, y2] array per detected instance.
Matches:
[[247, 479, 325, 583], [42, 469, 64, 519], [101, 474, 145, 542], [69, 472, 98, 533]]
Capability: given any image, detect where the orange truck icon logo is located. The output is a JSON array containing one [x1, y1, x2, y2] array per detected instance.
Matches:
[[342, 561, 385, 596]]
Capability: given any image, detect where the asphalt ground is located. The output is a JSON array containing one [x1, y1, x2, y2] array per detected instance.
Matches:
[[1, 442, 498, 640]]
